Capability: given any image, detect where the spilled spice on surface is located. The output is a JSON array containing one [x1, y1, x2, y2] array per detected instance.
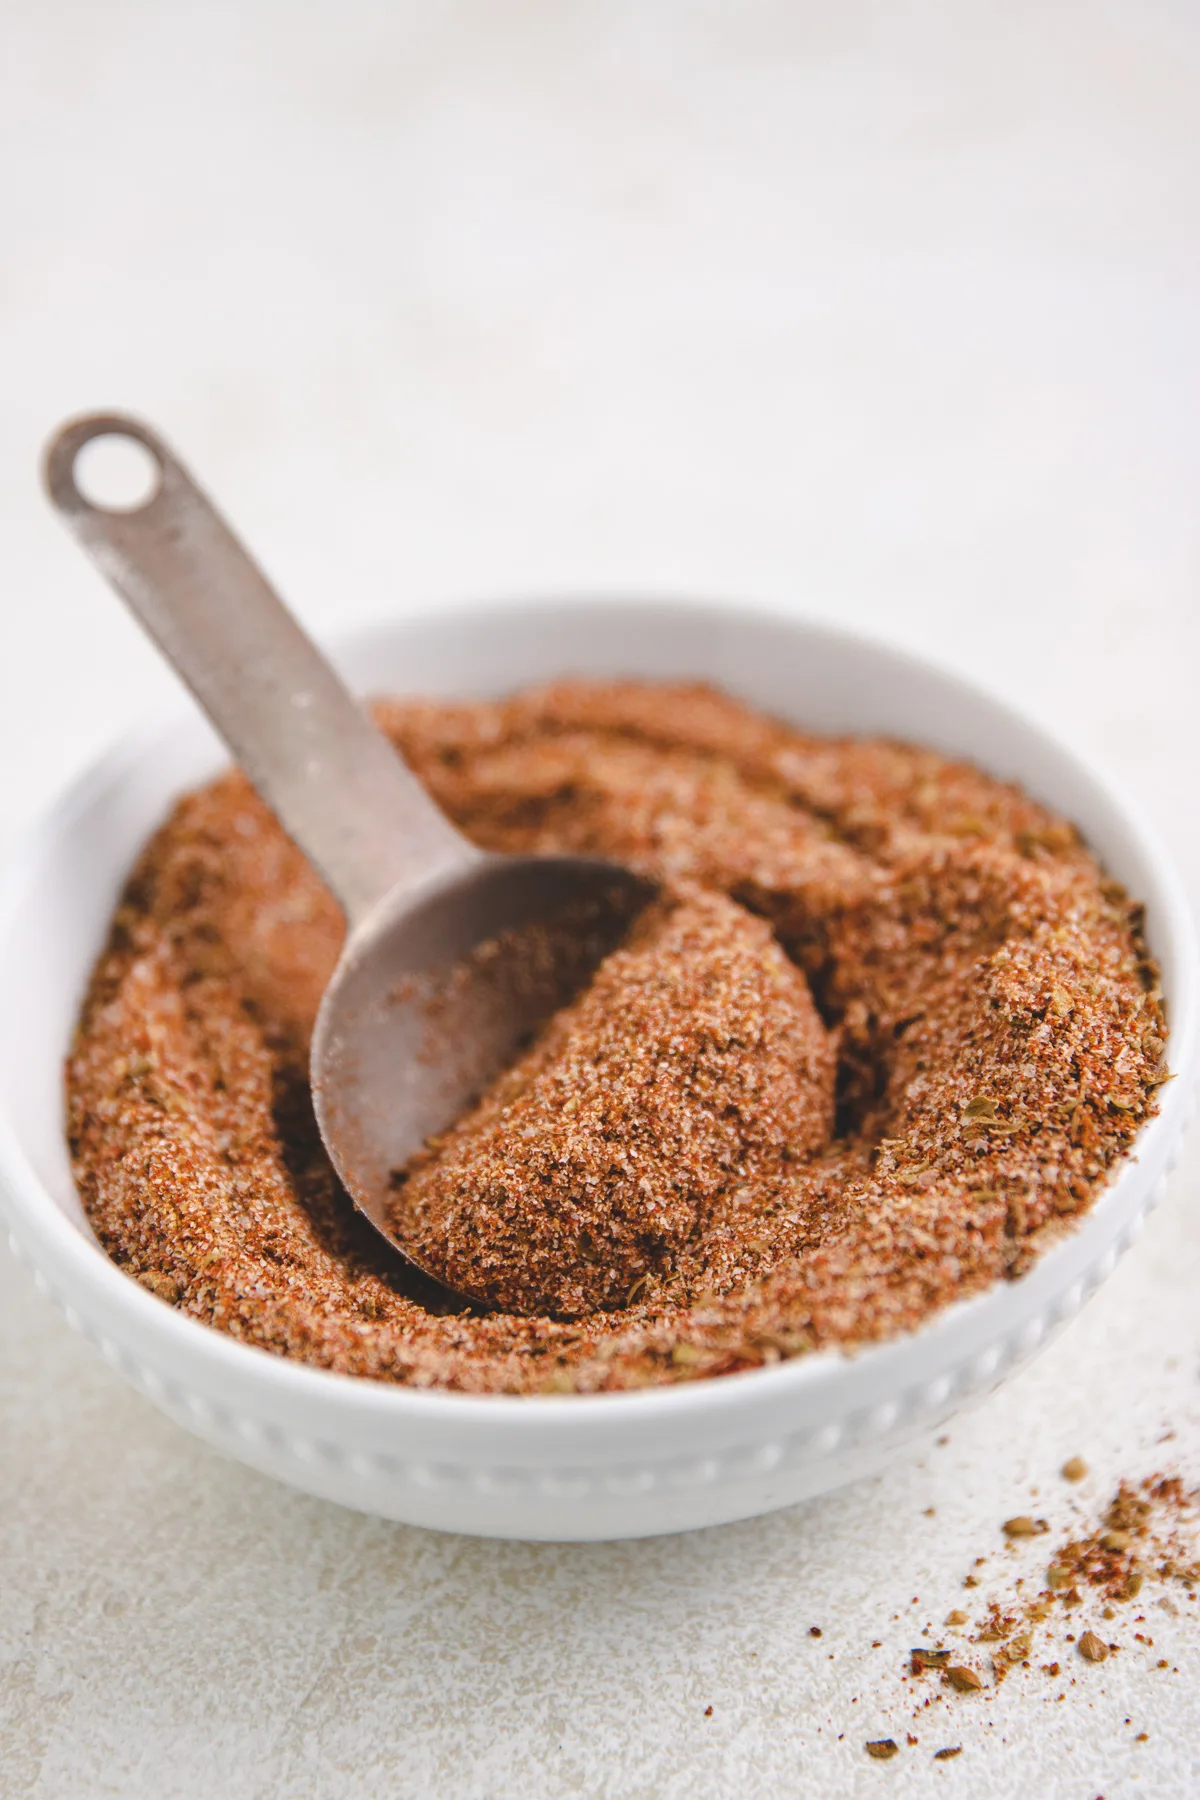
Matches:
[[67, 679, 1166, 1393], [905, 1474, 1198, 1700]]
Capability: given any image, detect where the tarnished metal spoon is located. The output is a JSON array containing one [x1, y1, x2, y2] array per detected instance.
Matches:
[[45, 413, 651, 1307]]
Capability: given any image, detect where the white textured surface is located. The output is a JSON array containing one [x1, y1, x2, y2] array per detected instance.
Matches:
[[1, 2, 1199, 1794]]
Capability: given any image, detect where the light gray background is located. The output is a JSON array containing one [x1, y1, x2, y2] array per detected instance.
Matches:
[[2, 4, 1199, 1795]]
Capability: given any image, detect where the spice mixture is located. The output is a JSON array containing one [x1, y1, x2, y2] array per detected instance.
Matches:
[[66, 680, 1166, 1393], [844, 1460, 1198, 1764], [899, 1469, 1198, 1720], [393, 887, 836, 1318]]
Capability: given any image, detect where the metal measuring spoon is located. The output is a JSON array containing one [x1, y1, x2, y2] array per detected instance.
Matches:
[[45, 413, 652, 1309]]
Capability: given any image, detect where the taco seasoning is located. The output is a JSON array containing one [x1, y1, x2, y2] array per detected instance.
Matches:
[[66, 680, 1166, 1393]]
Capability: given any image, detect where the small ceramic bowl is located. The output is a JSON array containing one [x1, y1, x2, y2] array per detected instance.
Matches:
[[1, 600, 1195, 1541]]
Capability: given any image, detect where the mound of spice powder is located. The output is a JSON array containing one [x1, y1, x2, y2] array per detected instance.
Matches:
[[392, 887, 836, 1318], [66, 680, 1166, 1393]]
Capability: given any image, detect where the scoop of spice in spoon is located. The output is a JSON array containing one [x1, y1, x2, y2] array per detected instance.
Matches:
[[392, 884, 837, 1317]]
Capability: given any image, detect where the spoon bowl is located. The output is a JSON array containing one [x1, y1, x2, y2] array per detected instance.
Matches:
[[312, 849, 650, 1287]]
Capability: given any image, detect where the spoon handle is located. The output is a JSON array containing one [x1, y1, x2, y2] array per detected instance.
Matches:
[[44, 413, 477, 927]]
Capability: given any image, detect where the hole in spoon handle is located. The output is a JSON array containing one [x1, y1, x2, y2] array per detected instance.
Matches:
[[42, 412, 476, 925], [45, 413, 167, 518]]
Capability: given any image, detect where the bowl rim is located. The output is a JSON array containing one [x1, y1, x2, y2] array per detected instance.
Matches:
[[1, 592, 1195, 1431]]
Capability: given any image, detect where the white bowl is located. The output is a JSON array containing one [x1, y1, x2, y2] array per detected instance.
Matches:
[[1, 599, 1195, 1541]]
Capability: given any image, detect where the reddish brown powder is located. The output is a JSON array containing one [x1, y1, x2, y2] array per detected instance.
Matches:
[[65, 680, 1166, 1393], [392, 886, 835, 1318]]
